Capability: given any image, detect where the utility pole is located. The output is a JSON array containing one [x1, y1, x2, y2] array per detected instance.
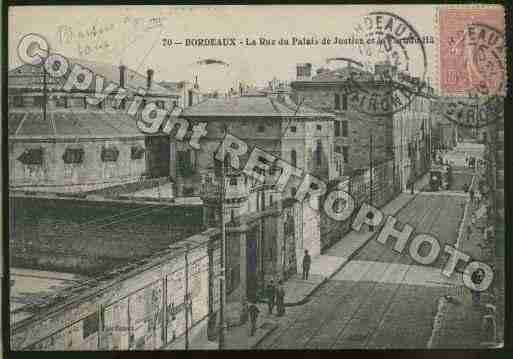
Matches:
[[218, 123, 227, 350], [369, 134, 373, 206], [369, 134, 374, 231], [184, 243, 190, 350], [42, 67, 47, 121]]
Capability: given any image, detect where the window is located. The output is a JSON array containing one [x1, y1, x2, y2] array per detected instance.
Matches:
[[130, 145, 145, 160], [257, 124, 265, 133], [178, 150, 194, 176], [229, 177, 237, 186], [63, 148, 85, 164], [315, 140, 322, 166], [55, 97, 67, 108], [290, 126, 297, 133], [33, 96, 45, 107], [341, 94, 348, 110], [173, 100, 178, 107], [290, 187, 297, 197], [82, 312, 98, 339], [335, 121, 340, 137], [342, 146, 349, 164], [335, 146, 341, 153], [156, 100, 165, 109], [18, 148, 43, 165], [291, 149, 297, 168], [342, 120, 348, 137], [101, 146, 119, 162], [13, 96, 24, 107], [334, 93, 340, 110], [316, 124, 322, 131]]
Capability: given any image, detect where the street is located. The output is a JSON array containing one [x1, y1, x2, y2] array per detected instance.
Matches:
[[257, 184, 470, 349]]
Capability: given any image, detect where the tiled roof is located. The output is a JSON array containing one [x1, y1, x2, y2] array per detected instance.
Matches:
[[9, 110, 144, 139], [180, 96, 334, 118], [9, 59, 173, 97], [308, 66, 374, 82]]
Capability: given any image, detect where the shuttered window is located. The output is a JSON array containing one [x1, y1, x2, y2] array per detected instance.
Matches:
[[18, 148, 43, 165], [101, 146, 119, 162], [63, 148, 85, 164], [130, 145, 145, 160]]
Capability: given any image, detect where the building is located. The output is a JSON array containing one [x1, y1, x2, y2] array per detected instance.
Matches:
[[159, 79, 203, 108], [8, 59, 179, 193], [290, 63, 395, 177], [393, 84, 433, 191], [173, 95, 335, 312]]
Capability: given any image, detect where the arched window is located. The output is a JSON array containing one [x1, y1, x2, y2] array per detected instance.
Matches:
[[291, 149, 297, 168]]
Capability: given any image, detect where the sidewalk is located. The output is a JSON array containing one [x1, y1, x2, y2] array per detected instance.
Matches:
[[281, 174, 430, 307], [429, 170, 503, 348]]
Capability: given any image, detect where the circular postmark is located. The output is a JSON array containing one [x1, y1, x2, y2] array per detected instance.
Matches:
[[456, 23, 506, 97], [439, 94, 503, 129], [439, 23, 505, 129], [345, 12, 428, 116]]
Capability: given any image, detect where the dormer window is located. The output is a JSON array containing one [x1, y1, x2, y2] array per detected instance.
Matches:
[[130, 145, 145, 160], [101, 146, 119, 162], [63, 147, 85, 164], [18, 148, 43, 165]]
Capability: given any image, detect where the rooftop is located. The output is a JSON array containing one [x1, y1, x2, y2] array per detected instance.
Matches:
[[9, 58, 174, 97], [180, 95, 334, 118], [8, 110, 144, 139]]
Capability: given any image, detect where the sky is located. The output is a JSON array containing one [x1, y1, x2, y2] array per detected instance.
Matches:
[[7, 5, 494, 92]]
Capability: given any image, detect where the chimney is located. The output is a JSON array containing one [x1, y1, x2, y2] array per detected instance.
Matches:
[[296, 63, 312, 81], [146, 69, 154, 90], [119, 65, 126, 88]]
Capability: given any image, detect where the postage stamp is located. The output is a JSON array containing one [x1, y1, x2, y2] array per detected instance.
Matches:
[[439, 7, 506, 96]]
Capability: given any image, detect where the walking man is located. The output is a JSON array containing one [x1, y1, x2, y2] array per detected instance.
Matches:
[[266, 279, 276, 314], [248, 303, 260, 337], [471, 268, 485, 306], [466, 225, 472, 241], [276, 280, 286, 317], [302, 250, 311, 280]]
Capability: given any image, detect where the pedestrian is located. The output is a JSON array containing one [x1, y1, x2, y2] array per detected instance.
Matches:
[[471, 268, 486, 306], [302, 250, 311, 280], [469, 188, 475, 202], [466, 225, 472, 241], [248, 302, 260, 336], [266, 279, 276, 314], [475, 190, 482, 205], [276, 280, 286, 317], [471, 213, 477, 228]]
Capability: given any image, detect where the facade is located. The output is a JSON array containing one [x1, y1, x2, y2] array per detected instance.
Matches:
[[8, 59, 178, 192], [290, 63, 395, 177], [172, 95, 335, 308], [393, 86, 433, 191]]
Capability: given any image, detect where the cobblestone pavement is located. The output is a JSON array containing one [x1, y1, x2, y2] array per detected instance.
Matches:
[[256, 191, 469, 349]]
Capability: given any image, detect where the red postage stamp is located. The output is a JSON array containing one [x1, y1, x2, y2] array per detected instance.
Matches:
[[439, 7, 506, 96]]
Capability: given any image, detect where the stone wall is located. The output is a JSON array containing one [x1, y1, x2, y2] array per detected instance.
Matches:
[[11, 232, 219, 351], [9, 196, 204, 275]]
